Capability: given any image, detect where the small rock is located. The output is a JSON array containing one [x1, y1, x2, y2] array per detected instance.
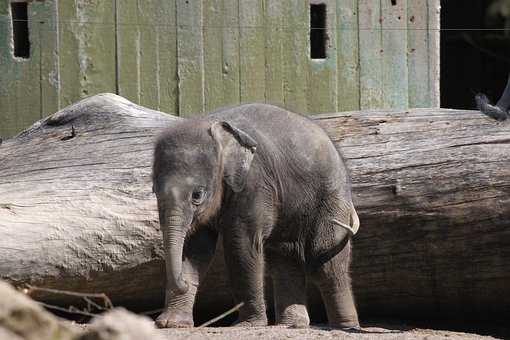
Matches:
[[0, 327, 24, 340], [77, 308, 164, 340], [0, 281, 76, 340]]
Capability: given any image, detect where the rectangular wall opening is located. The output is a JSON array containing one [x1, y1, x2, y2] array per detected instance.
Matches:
[[11, 2, 30, 58], [310, 3, 327, 59]]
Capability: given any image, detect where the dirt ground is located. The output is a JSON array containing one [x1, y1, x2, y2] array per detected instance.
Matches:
[[156, 323, 507, 340], [67, 314, 508, 340]]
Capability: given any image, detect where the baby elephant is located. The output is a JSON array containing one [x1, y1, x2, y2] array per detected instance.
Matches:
[[152, 104, 359, 329]]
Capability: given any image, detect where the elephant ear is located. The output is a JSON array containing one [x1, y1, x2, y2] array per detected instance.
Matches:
[[210, 121, 257, 192]]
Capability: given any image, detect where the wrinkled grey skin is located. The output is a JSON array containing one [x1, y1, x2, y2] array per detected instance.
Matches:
[[152, 104, 359, 329]]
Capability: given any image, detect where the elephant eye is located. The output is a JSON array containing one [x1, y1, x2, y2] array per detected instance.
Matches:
[[191, 188, 206, 205]]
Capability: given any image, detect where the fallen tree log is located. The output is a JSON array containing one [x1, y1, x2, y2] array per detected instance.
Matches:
[[0, 94, 509, 323]]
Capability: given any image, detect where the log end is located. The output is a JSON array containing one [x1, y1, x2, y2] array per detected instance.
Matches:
[[46, 93, 132, 126], [13, 93, 179, 141]]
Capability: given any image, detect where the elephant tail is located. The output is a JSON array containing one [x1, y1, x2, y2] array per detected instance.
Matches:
[[332, 203, 359, 237], [349, 205, 360, 236]]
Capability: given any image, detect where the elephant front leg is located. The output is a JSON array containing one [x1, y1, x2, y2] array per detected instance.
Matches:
[[156, 229, 218, 328], [156, 280, 197, 328], [223, 229, 268, 326]]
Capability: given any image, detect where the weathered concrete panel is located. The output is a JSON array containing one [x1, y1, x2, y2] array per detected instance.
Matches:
[[203, 0, 225, 112], [336, 0, 360, 111], [264, 0, 284, 107], [282, 0, 308, 113], [239, 0, 266, 103], [407, 0, 431, 108], [308, 0, 338, 113], [358, 0, 384, 109], [381, 0, 409, 109], [0, 0, 48, 138], [58, 0, 116, 107], [176, 0, 205, 116]]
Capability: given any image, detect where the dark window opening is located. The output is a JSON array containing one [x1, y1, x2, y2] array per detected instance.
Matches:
[[440, 0, 510, 109], [310, 4, 327, 59], [11, 2, 30, 58]]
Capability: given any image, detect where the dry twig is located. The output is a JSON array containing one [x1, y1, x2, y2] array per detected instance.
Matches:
[[23, 284, 114, 318]]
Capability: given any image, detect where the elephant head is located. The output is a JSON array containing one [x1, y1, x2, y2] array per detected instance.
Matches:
[[152, 120, 257, 294]]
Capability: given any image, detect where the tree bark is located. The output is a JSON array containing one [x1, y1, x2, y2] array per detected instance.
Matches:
[[0, 94, 509, 323]]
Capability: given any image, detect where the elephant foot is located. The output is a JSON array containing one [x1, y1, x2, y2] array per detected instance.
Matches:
[[155, 309, 194, 328], [339, 326, 363, 332], [232, 315, 268, 327], [277, 317, 309, 329], [328, 318, 360, 330], [232, 302, 268, 327], [276, 305, 310, 328]]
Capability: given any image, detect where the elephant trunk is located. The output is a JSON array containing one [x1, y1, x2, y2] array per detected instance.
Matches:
[[161, 214, 189, 295]]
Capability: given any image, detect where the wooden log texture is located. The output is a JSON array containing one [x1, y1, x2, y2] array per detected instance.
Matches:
[[0, 94, 509, 323]]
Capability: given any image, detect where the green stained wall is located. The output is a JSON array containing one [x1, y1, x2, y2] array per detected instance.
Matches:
[[0, 0, 440, 139]]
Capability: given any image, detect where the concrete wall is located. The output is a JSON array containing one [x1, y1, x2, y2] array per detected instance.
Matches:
[[0, 0, 440, 138]]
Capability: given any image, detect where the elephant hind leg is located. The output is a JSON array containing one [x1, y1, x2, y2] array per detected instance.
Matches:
[[308, 241, 359, 329], [268, 254, 310, 328]]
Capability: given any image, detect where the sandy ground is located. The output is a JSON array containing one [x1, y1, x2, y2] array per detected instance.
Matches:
[[156, 324, 506, 340], [68, 317, 508, 339]]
